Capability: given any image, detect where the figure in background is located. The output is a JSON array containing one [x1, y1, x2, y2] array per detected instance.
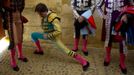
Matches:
[[3, 0, 28, 71], [114, 0, 134, 46], [97, 0, 129, 74], [71, 0, 96, 56]]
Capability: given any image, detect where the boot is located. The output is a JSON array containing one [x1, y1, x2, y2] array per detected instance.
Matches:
[[73, 54, 90, 71], [72, 38, 79, 52], [17, 43, 28, 62], [10, 49, 19, 71], [34, 40, 44, 55], [104, 47, 111, 66], [119, 53, 127, 74], [82, 39, 88, 56]]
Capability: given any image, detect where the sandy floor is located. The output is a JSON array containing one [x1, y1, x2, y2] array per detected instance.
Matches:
[[0, 5, 134, 75]]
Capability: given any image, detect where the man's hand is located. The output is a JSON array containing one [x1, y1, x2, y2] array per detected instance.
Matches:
[[78, 16, 85, 23], [121, 14, 127, 22], [120, 6, 127, 12]]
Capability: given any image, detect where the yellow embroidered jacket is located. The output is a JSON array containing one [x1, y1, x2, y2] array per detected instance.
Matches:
[[41, 12, 61, 40]]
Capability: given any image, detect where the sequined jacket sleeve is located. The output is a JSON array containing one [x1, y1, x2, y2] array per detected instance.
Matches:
[[47, 13, 61, 40], [96, 0, 105, 17], [90, 0, 96, 13], [71, 0, 80, 19]]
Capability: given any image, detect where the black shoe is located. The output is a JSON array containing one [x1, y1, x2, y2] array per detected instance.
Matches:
[[104, 60, 110, 66], [18, 57, 28, 62], [12, 66, 19, 71], [119, 65, 127, 74], [34, 50, 44, 55], [83, 51, 88, 56], [83, 62, 90, 71]]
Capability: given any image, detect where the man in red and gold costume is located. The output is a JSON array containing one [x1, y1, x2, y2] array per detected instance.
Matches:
[[3, 0, 28, 71], [97, 0, 134, 74]]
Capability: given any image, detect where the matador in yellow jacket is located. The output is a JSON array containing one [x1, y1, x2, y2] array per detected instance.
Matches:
[[31, 3, 89, 71]]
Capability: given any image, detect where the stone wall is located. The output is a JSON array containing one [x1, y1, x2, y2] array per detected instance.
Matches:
[[25, 0, 101, 14], [25, 0, 101, 8], [25, 0, 62, 8], [25, 0, 62, 13]]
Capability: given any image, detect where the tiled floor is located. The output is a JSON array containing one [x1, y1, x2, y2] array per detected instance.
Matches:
[[0, 5, 134, 75]]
